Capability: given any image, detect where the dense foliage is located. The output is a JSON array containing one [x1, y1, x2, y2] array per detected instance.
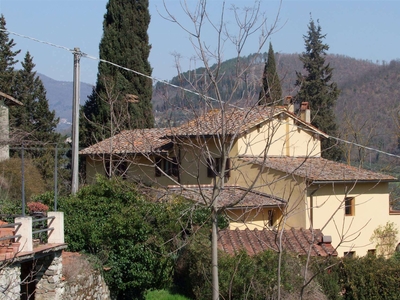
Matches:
[[80, 0, 154, 148], [0, 157, 46, 214], [58, 177, 180, 298], [54, 176, 231, 299], [295, 18, 341, 161], [258, 42, 282, 105], [316, 255, 400, 300], [174, 232, 305, 300]]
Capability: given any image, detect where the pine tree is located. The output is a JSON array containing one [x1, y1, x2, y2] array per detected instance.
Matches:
[[10, 52, 64, 190], [0, 14, 20, 95], [80, 0, 154, 147], [295, 18, 342, 161], [258, 42, 282, 105], [10, 52, 60, 144]]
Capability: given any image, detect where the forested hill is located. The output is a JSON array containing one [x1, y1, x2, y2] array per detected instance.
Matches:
[[152, 53, 400, 165], [152, 53, 383, 114]]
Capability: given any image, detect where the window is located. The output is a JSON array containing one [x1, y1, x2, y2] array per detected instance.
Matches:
[[367, 249, 376, 256], [106, 160, 128, 180], [207, 157, 231, 178], [344, 251, 355, 258], [344, 197, 355, 216], [155, 157, 179, 177], [267, 210, 274, 227]]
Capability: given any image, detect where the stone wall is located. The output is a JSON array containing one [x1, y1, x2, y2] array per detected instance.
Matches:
[[0, 262, 20, 300], [0, 250, 111, 300], [63, 271, 111, 300], [62, 252, 110, 300], [35, 251, 64, 300]]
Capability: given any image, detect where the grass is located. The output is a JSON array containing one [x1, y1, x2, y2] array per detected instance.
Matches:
[[145, 289, 191, 300]]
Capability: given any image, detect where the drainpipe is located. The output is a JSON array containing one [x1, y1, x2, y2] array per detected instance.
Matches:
[[309, 187, 320, 228]]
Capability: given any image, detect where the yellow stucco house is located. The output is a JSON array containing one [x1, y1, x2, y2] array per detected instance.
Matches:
[[80, 102, 399, 257]]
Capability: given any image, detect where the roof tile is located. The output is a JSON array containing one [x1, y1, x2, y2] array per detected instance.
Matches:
[[168, 185, 286, 208], [241, 156, 397, 182], [218, 228, 337, 257], [79, 128, 171, 155]]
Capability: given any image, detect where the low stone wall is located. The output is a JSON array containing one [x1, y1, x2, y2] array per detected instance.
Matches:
[[0, 262, 20, 299], [0, 250, 110, 299], [35, 251, 64, 300], [62, 252, 110, 300]]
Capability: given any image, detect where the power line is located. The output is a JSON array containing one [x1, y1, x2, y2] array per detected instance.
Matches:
[[0, 29, 74, 53], [3, 29, 400, 161]]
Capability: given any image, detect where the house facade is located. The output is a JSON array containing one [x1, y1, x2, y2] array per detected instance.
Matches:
[[81, 103, 399, 257]]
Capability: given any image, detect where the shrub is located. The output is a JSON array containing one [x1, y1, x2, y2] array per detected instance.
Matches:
[[174, 231, 303, 300], [370, 221, 399, 257], [315, 255, 400, 300], [59, 176, 187, 299], [0, 157, 46, 204]]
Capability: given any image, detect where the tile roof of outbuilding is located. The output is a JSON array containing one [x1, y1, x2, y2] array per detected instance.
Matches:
[[168, 185, 286, 209], [79, 128, 171, 155], [218, 227, 337, 257], [241, 156, 397, 182]]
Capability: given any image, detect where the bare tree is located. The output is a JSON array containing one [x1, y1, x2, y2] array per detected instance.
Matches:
[[80, 1, 398, 299]]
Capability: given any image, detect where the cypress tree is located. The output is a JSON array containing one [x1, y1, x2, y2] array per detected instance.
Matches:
[[10, 52, 60, 144], [0, 14, 20, 95], [80, 0, 154, 147], [258, 42, 282, 106], [295, 18, 342, 161]]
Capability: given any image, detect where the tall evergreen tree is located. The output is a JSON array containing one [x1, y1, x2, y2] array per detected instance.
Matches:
[[295, 18, 341, 161], [80, 0, 154, 147], [10, 52, 64, 190], [258, 42, 282, 105], [0, 14, 20, 95], [10, 52, 60, 144]]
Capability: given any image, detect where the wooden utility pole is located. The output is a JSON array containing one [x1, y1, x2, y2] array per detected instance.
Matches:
[[71, 48, 81, 194]]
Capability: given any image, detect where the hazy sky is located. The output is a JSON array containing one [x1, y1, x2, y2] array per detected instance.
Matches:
[[1, 0, 399, 85]]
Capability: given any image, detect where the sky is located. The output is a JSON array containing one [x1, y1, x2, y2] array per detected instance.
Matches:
[[0, 0, 399, 86]]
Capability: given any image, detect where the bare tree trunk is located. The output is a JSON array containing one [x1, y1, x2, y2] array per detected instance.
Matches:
[[211, 205, 219, 300]]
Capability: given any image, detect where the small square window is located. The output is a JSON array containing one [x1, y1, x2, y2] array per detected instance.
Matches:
[[344, 197, 355, 216], [367, 249, 376, 256], [344, 251, 355, 258]]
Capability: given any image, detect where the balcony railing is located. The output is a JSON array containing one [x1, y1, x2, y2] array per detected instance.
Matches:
[[0, 211, 64, 259]]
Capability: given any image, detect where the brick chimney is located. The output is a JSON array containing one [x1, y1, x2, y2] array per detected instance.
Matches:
[[300, 102, 310, 123], [284, 96, 294, 113]]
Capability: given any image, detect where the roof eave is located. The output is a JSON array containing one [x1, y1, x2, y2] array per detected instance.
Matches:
[[309, 179, 398, 185]]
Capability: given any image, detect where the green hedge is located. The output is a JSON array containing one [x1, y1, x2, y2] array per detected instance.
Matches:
[[316, 255, 400, 300]]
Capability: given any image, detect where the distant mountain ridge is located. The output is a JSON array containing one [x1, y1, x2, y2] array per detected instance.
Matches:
[[38, 73, 93, 130]]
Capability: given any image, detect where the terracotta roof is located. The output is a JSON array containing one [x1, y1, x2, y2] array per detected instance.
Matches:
[[168, 185, 286, 209], [80, 106, 327, 156], [241, 156, 397, 182], [79, 128, 172, 155], [218, 227, 337, 257], [169, 105, 327, 137]]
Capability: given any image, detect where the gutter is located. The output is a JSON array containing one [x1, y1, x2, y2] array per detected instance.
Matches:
[[309, 179, 398, 185]]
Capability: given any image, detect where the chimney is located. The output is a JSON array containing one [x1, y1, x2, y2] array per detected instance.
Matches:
[[300, 102, 310, 123], [284, 96, 294, 113]]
